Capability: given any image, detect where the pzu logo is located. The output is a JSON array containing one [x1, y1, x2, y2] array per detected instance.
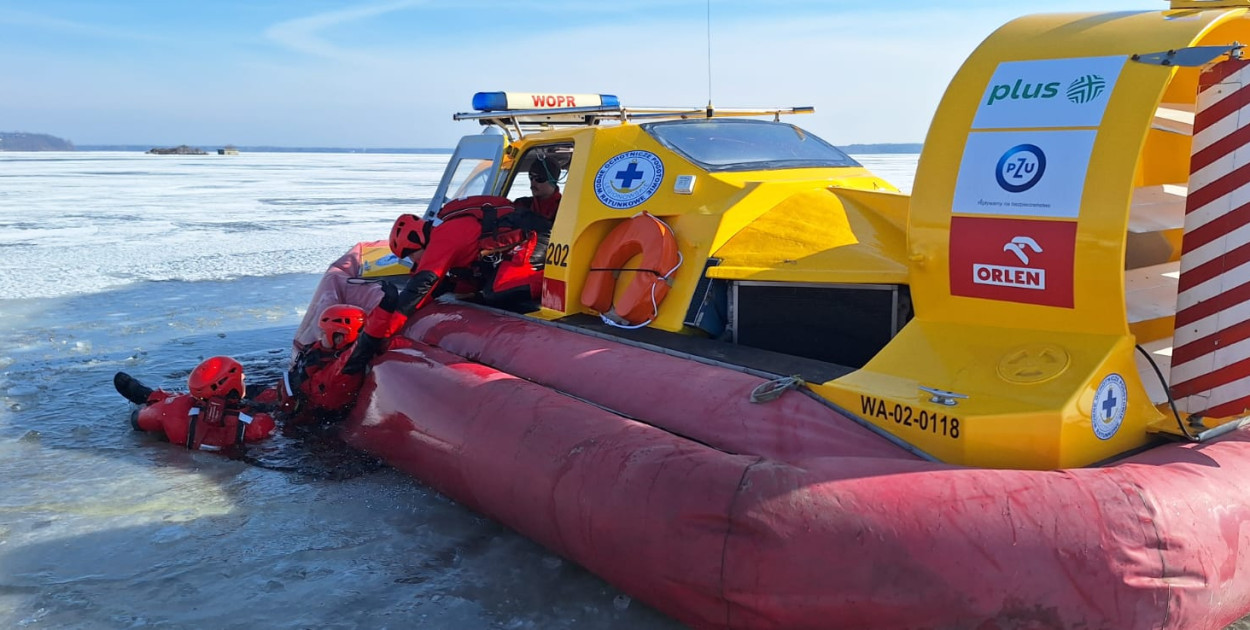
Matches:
[[995, 144, 1047, 193]]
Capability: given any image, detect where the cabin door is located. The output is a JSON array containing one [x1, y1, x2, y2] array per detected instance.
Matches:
[[424, 133, 506, 219]]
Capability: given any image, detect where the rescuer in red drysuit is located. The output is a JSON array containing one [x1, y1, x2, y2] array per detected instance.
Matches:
[[114, 356, 276, 452], [342, 158, 562, 374], [280, 299, 396, 419], [114, 301, 398, 449]]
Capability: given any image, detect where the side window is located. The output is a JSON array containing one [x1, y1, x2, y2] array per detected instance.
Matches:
[[446, 159, 494, 203], [425, 133, 504, 219], [505, 143, 575, 200]]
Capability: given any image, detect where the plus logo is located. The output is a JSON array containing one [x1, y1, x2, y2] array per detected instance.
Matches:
[[593, 151, 665, 210], [1091, 373, 1127, 440], [1066, 74, 1106, 104]]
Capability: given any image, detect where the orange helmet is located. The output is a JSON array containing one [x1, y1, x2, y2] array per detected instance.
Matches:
[[390, 213, 430, 259], [319, 304, 366, 350], [188, 356, 245, 400]]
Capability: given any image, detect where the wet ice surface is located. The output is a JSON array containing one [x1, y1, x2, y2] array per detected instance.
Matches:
[[0, 276, 683, 630], [0, 152, 440, 301], [0, 151, 920, 629]]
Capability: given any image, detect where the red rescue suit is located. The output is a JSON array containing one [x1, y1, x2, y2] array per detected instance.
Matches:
[[512, 190, 561, 222], [134, 391, 275, 451], [281, 341, 366, 418], [497, 191, 561, 298], [386, 195, 551, 333], [289, 301, 398, 403]]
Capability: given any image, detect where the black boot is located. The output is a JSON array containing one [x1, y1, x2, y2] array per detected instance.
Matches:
[[114, 372, 154, 405]]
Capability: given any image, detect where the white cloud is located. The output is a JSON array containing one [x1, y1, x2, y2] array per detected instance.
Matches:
[[263, 0, 427, 62]]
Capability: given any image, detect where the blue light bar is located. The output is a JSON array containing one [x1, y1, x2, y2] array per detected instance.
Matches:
[[472, 92, 508, 111], [472, 92, 620, 112]]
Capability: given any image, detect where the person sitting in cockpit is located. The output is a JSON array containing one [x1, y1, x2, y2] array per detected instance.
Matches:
[[501, 155, 563, 296], [512, 156, 562, 222]]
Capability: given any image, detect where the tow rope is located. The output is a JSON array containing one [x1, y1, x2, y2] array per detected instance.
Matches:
[[750, 376, 805, 403]]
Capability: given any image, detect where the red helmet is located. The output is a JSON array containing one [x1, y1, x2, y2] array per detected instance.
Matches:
[[390, 214, 429, 259], [319, 304, 366, 350], [188, 356, 245, 400]]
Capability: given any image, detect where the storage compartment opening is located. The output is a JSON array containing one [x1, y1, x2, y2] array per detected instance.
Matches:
[[730, 282, 911, 369]]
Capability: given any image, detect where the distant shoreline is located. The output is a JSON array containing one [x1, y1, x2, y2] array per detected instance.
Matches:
[[74, 145, 456, 155], [70, 143, 922, 155], [4, 131, 922, 156], [838, 143, 923, 154]]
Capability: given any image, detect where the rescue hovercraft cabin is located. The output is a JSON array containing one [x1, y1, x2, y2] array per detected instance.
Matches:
[[296, 4, 1250, 626]]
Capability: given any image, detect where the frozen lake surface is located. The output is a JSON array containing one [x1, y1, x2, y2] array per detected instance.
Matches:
[[0, 151, 924, 629]]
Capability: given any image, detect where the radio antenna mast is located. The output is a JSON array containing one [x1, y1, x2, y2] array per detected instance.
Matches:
[[706, 0, 714, 116]]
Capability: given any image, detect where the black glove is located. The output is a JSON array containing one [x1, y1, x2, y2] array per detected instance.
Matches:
[[341, 332, 384, 375], [288, 345, 325, 393], [377, 280, 399, 313], [396, 270, 440, 316]]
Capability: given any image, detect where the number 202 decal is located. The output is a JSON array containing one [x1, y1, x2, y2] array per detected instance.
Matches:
[[545, 243, 569, 267]]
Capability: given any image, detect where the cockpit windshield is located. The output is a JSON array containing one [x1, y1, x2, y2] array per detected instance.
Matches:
[[643, 119, 861, 172]]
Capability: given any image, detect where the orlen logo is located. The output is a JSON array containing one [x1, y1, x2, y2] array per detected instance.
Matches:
[[974, 236, 1045, 291], [949, 217, 1076, 308], [995, 144, 1046, 193], [984, 74, 1107, 106]]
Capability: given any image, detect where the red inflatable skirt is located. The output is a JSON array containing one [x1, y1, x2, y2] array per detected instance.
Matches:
[[308, 244, 1250, 629]]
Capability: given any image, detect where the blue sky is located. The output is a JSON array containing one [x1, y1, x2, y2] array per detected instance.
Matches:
[[1, 0, 1158, 149]]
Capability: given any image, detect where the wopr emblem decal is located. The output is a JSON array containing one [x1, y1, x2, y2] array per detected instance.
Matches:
[[594, 151, 664, 210], [995, 144, 1046, 193], [1091, 373, 1128, 440], [949, 216, 1077, 308]]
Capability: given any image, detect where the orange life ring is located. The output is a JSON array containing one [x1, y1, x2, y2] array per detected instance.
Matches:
[[580, 213, 681, 326]]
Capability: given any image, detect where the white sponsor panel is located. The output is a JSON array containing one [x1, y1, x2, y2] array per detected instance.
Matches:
[[973, 56, 1126, 129], [953, 130, 1097, 219]]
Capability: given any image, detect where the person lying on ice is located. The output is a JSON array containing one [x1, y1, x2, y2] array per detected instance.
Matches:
[[113, 356, 277, 452], [114, 300, 398, 450], [341, 179, 559, 374]]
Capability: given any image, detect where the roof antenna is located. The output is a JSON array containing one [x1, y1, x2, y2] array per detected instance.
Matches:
[[706, 0, 714, 118]]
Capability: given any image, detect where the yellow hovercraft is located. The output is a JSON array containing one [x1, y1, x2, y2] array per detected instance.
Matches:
[[301, 5, 1250, 624]]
